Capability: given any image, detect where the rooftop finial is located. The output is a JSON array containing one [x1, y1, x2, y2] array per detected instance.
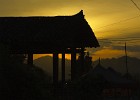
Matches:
[[74, 10, 84, 18], [79, 10, 84, 16]]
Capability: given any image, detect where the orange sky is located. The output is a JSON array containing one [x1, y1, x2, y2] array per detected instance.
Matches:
[[33, 54, 72, 60], [1, 0, 140, 60]]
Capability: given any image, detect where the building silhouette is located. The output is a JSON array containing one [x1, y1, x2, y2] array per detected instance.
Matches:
[[0, 10, 99, 84]]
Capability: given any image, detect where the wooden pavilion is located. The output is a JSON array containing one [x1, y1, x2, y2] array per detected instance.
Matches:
[[0, 10, 99, 84]]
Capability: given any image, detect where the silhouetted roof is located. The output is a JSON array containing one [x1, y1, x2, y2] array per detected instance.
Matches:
[[0, 10, 99, 53], [84, 64, 135, 86]]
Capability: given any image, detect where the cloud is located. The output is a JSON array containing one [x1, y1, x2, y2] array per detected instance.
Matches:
[[0, 0, 137, 16], [87, 36, 140, 60], [112, 45, 140, 52], [91, 48, 140, 61], [0, 0, 92, 16], [91, 49, 125, 61]]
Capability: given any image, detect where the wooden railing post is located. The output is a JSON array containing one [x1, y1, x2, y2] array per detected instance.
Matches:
[[71, 48, 76, 81], [53, 53, 59, 85], [62, 52, 65, 84], [27, 53, 33, 65]]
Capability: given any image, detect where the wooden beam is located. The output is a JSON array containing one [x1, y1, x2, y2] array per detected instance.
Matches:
[[53, 53, 59, 85], [62, 52, 65, 84], [71, 48, 76, 81], [27, 53, 33, 65], [11, 48, 83, 54]]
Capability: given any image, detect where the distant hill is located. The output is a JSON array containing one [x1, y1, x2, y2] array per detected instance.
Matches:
[[34, 56, 140, 80], [33, 56, 71, 80], [93, 56, 140, 80]]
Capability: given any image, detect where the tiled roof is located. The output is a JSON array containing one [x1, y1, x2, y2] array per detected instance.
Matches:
[[0, 10, 99, 53]]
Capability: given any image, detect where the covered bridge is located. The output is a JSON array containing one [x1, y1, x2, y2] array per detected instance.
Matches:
[[0, 10, 99, 83]]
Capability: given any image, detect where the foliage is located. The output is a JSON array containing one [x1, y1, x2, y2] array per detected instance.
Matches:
[[0, 44, 52, 100]]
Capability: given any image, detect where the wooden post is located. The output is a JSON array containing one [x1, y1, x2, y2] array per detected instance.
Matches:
[[62, 52, 65, 84], [27, 53, 33, 65], [71, 48, 76, 81], [53, 53, 59, 85], [80, 47, 85, 74]]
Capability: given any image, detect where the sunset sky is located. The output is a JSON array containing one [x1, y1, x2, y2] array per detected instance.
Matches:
[[0, 0, 140, 60]]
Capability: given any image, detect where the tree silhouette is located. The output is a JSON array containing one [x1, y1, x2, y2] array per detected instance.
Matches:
[[0, 44, 52, 100], [74, 52, 93, 79]]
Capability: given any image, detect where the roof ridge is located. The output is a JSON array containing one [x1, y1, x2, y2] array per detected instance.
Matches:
[[0, 10, 84, 18]]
